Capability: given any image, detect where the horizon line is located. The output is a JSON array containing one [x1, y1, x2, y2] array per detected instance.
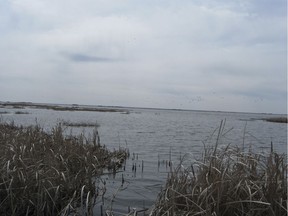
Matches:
[[0, 100, 286, 115]]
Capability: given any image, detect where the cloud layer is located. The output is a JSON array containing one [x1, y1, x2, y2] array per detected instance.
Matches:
[[0, 0, 286, 113]]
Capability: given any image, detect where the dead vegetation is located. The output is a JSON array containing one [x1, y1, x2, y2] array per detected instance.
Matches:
[[0, 122, 128, 216], [151, 120, 287, 216]]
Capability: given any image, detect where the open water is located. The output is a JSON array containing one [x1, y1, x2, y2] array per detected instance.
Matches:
[[1, 105, 287, 215]]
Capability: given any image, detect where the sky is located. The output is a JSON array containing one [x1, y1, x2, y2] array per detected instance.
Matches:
[[0, 0, 287, 114]]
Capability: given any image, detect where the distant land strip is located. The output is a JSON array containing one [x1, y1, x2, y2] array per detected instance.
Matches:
[[0, 101, 129, 113], [264, 117, 288, 123]]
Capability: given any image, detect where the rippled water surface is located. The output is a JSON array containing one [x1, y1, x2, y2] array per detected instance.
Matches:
[[1, 106, 287, 215]]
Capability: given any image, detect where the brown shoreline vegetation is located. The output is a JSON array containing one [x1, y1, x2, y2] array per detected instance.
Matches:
[[15, 111, 29, 114], [61, 120, 100, 127], [0, 123, 128, 216], [264, 117, 288, 123], [151, 122, 287, 216]]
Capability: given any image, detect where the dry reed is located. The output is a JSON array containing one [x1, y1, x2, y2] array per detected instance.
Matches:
[[0, 122, 128, 216], [151, 121, 287, 216]]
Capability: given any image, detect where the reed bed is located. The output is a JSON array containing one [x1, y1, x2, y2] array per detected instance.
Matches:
[[14, 111, 29, 114], [0, 122, 128, 216], [151, 121, 287, 216], [265, 117, 288, 123], [62, 120, 100, 127]]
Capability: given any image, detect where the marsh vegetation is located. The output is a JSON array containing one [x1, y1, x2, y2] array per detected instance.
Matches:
[[62, 120, 100, 127], [264, 117, 288, 123], [0, 123, 128, 215], [14, 111, 29, 114], [151, 121, 287, 215], [0, 105, 286, 215]]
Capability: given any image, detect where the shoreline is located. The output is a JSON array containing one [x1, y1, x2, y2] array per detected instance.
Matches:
[[0, 101, 286, 115], [0, 101, 129, 113]]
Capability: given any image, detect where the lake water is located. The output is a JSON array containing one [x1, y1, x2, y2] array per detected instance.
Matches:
[[1, 105, 287, 215]]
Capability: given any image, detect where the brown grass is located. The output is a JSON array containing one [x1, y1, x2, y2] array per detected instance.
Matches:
[[151, 121, 287, 216], [0, 122, 128, 215]]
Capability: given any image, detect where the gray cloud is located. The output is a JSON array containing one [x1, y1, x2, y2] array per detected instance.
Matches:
[[67, 53, 118, 63], [249, 0, 287, 17], [0, 0, 286, 114]]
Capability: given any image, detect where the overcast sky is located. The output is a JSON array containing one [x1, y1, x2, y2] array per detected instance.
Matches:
[[0, 0, 287, 114]]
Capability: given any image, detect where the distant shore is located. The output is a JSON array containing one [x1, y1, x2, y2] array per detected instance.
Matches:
[[264, 117, 288, 123], [1, 101, 286, 115], [0, 101, 129, 113]]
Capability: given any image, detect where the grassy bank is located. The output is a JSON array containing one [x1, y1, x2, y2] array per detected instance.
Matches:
[[0, 123, 128, 215], [151, 122, 287, 216]]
